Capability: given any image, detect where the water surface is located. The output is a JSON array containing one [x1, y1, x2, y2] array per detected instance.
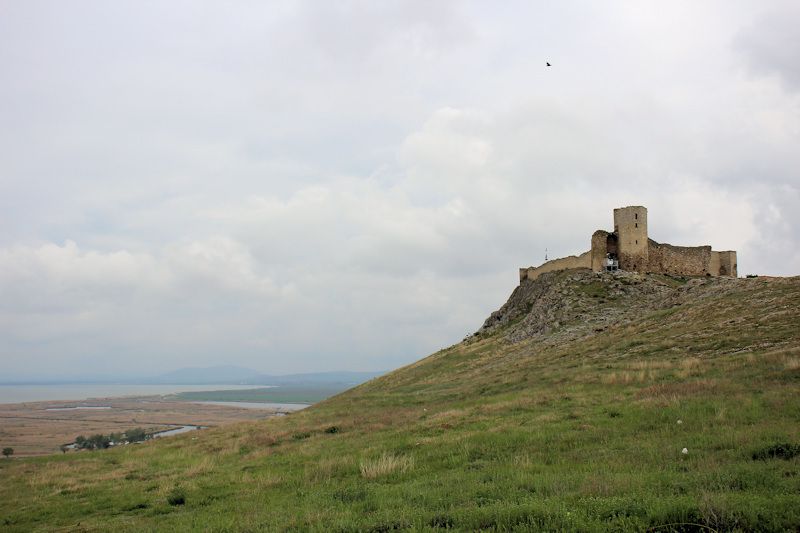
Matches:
[[152, 425, 201, 438], [45, 406, 113, 411], [0, 384, 258, 404]]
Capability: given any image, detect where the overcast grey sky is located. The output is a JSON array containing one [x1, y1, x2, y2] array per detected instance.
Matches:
[[1, 1, 798, 380]]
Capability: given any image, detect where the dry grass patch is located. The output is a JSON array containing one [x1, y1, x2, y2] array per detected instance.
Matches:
[[235, 470, 285, 490], [429, 408, 469, 421], [307, 455, 355, 482], [512, 453, 533, 468], [785, 357, 800, 371], [676, 357, 703, 378], [26, 459, 128, 491], [185, 456, 216, 478], [215, 436, 247, 457], [257, 471, 286, 489], [760, 346, 800, 370], [636, 379, 718, 403], [628, 359, 673, 371], [476, 396, 542, 415], [536, 412, 560, 423], [242, 430, 280, 448], [423, 408, 471, 429], [601, 370, 653, 385], [26, 464, 85, 495], [243, 447, 281, 461], [359, 452, 414, 479]]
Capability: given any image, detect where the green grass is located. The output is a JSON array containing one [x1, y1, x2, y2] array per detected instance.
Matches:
[[576, 280, 610, 298], [1, 276, 799, 531]]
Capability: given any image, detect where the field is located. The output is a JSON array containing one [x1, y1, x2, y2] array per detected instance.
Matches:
[[0, 273, 798, 531], [0, 397, 284, 457]]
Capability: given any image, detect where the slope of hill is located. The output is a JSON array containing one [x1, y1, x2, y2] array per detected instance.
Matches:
[[1, 271, 799, 531]]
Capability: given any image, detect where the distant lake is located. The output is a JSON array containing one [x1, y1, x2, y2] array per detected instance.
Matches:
[[0, 384, 259, 404]]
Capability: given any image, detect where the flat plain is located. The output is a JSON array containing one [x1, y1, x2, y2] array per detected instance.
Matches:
[[0, 397, 281, 456]]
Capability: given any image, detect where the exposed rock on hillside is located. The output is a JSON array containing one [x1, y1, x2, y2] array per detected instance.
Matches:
[[476, 269, 739, 343]]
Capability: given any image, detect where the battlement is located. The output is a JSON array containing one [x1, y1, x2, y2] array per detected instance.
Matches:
[[519, 206, 737, 282]]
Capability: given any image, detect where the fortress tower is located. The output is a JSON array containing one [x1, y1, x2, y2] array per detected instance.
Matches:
[[519, 205, 737, 283], [614, 206, 648, 272]]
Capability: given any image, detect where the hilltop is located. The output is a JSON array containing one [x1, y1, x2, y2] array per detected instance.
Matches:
[[1, 272, 799, 531]]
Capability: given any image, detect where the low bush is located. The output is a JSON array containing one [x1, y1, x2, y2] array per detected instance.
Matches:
[[752, 442, 800, 461], [167, 487, 186, 506]]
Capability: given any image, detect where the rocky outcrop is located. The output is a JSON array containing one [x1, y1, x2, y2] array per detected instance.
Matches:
[[476, 269, 738, 344]]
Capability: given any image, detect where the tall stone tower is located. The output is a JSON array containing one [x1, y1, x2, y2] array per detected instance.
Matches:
[[614, 206, 648, 272]]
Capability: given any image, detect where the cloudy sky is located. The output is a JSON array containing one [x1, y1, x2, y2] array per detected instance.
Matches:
[[1, 1, 798, 380]]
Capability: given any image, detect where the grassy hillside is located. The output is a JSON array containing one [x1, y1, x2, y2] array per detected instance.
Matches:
[[1, 272, 799, 531]]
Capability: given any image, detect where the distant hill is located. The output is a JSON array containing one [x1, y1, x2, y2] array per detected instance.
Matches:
[[0, 366, 385, 387], [3, 271, 799, 531], [153, 365, 384, 386], [254, 371, 387, 385]]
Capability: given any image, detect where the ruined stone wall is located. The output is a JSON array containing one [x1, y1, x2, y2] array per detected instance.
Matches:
[[709, 251, 721, 276], [518, 205, 738, 284], [645, 241, 738, 277], [716, 251, 738, 277], [590, 230, 619, 272], [647, 240, 712, 276], [591, 230, 609, 272], [614, 206, 648, 272], [519, 250, 592, 282]]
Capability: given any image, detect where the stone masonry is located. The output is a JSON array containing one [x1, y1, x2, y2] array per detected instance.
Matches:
[[519, 206, 737, 282]]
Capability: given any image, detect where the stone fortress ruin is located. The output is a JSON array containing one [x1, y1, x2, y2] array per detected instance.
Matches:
[[520, 206, 737, 283]]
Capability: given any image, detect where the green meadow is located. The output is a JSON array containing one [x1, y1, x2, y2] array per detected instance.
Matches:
[[1, 274, 799, 531]]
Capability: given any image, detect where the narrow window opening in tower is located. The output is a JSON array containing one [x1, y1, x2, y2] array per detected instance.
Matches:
[[636, 240, 638, 244], [635, 223, 638, 228], [635, 213, 638, 220]]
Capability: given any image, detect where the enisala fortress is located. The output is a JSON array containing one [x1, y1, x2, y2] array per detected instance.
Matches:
[[519, 206, 738, 283]]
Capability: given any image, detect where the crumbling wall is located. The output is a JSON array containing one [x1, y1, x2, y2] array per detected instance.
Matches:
[[591, 230, 610, 272], [519, 251, 592, 282], [716, 251, 738, 277], [518, 205, 738, 284], [709, 251, 721, 276], [647, 240, 712, 276]]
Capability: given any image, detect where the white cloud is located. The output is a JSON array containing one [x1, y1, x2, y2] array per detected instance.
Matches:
[[735, 4, 800, 92]]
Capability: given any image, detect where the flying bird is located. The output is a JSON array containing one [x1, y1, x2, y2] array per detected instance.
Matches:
[[546, 62, 551, 67]]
